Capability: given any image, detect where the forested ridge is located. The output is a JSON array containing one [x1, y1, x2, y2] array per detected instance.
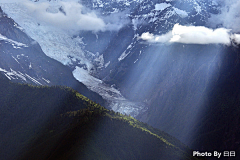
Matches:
[[0, 74, 201, 160]]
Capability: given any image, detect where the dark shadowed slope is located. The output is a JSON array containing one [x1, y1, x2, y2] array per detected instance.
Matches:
[[0, 74, 200, 160], [190, 46, 240, 154]]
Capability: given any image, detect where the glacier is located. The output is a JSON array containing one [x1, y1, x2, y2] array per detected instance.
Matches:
[[0, 3, 93, 70], [73, 67, 147, 117], [0, 1, 147, 117]]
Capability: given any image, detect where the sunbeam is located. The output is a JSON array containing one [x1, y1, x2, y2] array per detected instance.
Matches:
[[120, 43, 224, 147]]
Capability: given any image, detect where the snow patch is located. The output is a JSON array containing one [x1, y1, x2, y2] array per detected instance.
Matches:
[[0, 33, 28, 47], [94, 54, 104, 68], [42, 77, 50, 83], [0, 66, 44, 85], [125, 2, 130, 6], [29, 62, 32, 69], [164, 10, 176, 19], [118, 43, 133, 61], [73, 67, 123, 100], [25, 74, 42, 85], [105, 61, 110, 68], [0, 67, 26, 81], [12, 56, 20, 64], [155, 3, 171, 11], [212, 0, 218, 6], [173, 7, 188, 18], [132, 18, 138, 30], [194, 4, 202, 14], [73, 67, 147, 117], [1, 3, 93, 70]]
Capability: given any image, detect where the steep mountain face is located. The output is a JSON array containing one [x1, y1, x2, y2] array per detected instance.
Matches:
[[0, 1, 149, 117], [0, 7, 105, 105], [76, 0, 240, 152], [97, 0, 217, 79], [0, 75, 197, 160], [72, 0, 222, 122], [81, 0, 143, 13], [1, 0, 239, 157], [190, 46, 240, 152]]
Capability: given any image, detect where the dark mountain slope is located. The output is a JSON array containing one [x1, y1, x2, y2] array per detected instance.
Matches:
[[190, 46, 240, 153], [0, 74, 90, 160], [20, 108, 197, 160], [0, 75, 199, 160]]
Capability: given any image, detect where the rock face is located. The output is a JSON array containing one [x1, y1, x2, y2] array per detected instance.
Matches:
[[77, 0, 240, 151], [0, 7, 105, 105], [1, 0, 239, 154]]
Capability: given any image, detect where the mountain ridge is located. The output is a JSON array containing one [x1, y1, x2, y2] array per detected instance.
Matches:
[[0, 74, 199, 160], [1, 1, 239, 158], [0, 6, 105, 105]]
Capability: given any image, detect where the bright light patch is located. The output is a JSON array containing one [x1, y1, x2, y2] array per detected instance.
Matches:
[[140, 24, 239, 45], [140, 32, 155, 41], [1, 0, 129, 32], [22, 1, 106, 32], [231, 34, 240, 44], [155, 3, 171, 11], [173, 7, 188, 18], [170, 24, 231, 45]]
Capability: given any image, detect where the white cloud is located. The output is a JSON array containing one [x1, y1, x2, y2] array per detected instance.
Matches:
[[170, 24, 231, 44], [0, 0, 128, 32], [0, 0, 27, 3], [140, 32, 155, 41], [140, 32, 172, 43], [102, 10, 131, 31], [140, 24, 238, 45], [231, 34, 240, 44], [22, 1, 107, 32]]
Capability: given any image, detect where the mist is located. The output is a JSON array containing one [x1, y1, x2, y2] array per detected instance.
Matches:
[[0, 0, 27, 2], [24, 1, 105, 32], [2, 0, 129, 32], [140, 24, 240, 45], [208, 0, 240, 32], [231, 34, 240, 44]]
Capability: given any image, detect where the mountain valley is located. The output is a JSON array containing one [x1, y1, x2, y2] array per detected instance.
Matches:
[[0, 0, 240, 159]]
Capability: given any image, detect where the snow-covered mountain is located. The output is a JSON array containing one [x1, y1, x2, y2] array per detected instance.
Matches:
[[84, 0, 224, 146], [1, 0, 240, 153], [0, 6, 105, 105], [98, 0, 220, 74], [0, 1, 148, 116], [76, 0, 240, 151]]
